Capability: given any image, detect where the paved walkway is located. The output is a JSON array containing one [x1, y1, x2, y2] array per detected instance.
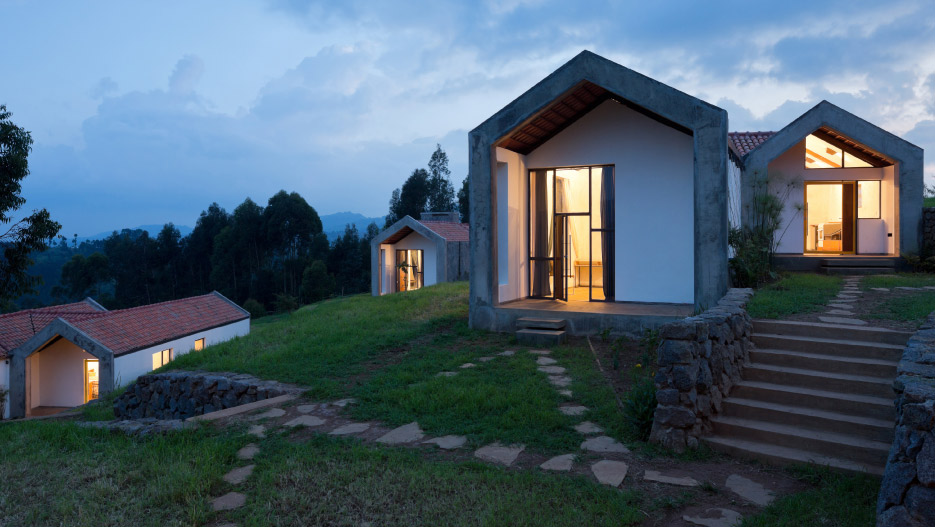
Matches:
[[817, 276, 867, 325], [205, 346, 775, 526]]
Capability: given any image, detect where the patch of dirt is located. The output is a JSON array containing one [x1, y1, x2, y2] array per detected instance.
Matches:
[[585, 334, 653, 401]]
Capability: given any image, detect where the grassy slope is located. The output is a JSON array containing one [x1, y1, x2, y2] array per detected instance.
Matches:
[[746, 273, 842, 319], [861, 273, 935, 289]]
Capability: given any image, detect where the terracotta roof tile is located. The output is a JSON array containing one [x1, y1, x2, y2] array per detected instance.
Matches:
[[728, 131, 776, 157], [419, 221, 470, 242], [0, 293, 248, 358], [0, 300, 105, 356]]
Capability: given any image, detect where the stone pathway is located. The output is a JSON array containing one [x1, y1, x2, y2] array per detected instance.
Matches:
[[818, 276, 868, 325]]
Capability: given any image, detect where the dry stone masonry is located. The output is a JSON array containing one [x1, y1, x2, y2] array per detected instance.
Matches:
[[650, 288, 755, 452], [877, 313, 935, 527], [114, 371, 300, 420], [922, 207, 935, 254]]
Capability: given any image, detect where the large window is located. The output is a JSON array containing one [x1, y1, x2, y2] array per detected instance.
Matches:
[[396, 249, 424, 292], [858, 181, 880, 219], [805, 134, 873, 169], [152, 348, 174, 370]]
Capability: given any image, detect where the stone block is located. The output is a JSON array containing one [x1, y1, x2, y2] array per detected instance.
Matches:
[[660, 320, 696, 341], [656, 406, 695, 428], [917, 434, 935, 486], [671, 365, 696, 391], [905, 486, 935, 525], [879, 462, 917, 509], [656, 389, 679, 406], [659, 340, 694, 366]]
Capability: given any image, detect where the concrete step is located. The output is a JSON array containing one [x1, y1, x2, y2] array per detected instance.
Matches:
[[743, 363, 894, 398], [720, 397, 894, 443], [731, 381, 895, 421], [822, 266, 898, 275], [703, 435, 884, 476], [710, 416, 890, 468], [752, 333, 904, 360], [516, 328, 566, 347], [515, 317, 567, 330], [750, 348, 898, 379], [752, 320, 912, 346], [821, 258, 896, 268]]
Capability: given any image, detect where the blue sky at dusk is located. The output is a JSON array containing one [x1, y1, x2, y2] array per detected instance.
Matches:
[[3, 0, 934, 236]]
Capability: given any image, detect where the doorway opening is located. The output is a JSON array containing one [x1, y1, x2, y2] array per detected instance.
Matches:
[[804, 182, 856, 253], [529, 166, 615, 302], [84, 359, 100, 404], [396, 249, 424, 292]]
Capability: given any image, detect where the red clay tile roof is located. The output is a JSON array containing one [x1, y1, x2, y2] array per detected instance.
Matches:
[[0, 293, 248, 358], [0, 300, 106, 357], [728, 131, 776, 157], [419, 221, 470, 242]]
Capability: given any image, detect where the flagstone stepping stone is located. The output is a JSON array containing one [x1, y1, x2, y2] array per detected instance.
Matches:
[[329, 422, 371, 435], [296, 404, 317, 413], [559, 389, 573, 397], [211, 492, 246, 511], [726, 474, 775, 506], [581, 435, 630, 453], [683, 508, 743, 527], [460, 363, 476, 369], [818, 316, 867, 326], [284, 415, 326, 428], [436, 371, 458, 377], [478, 356, 496, 362], [828, 303, 855, 309], [896, 286, 922, 290], [223, 464, 255, 485], [332, 398, 357, 407], [924, 286, 935, 290], [376, 422, 424, 444], [249, 408, 286, 421], [559, 405, 588, 416], [574, 421, 603, 434], [236, 444, 259, 460], [540, 453, 575, 471], [833, 297, 857, 302], [825, 309, 854, 315], [422, 435, 467, 449], [536, 356, 558, 365], [247, 425, 266, 438], [590, 460, 628, 487], [644, 470, 700, 487], [474, 442, 525, 466], [498, 350, 516, 356], [529, 349, 551, 355], [538, 365, 566, 374], [548, 375, 572, 387]]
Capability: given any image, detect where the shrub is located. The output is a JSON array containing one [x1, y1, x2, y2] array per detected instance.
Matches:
[[243, 298, 267, 318], [300, 260, 336, 302], [623, 374, 657, 441], [273, 293, 300, 313]]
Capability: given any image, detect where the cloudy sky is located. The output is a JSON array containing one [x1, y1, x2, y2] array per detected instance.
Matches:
[[3, 0, 934, 236]]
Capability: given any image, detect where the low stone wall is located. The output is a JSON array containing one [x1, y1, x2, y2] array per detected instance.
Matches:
[[923, 207, 935, 254], [877, 313, 935, 527], [114, 371, 300, 420], [649, 288, 755, 452]]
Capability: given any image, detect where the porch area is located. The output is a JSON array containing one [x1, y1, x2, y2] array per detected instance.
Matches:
[[493, 298, 693, 336]]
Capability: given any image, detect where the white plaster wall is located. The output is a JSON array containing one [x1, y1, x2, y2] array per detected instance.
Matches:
[[114, 319, 250, 388], [35, 339, 95, 408], [379, 233, 437, 294], [526, 100, 695, 304], [767, 139, 895, 255], [496, 147, 528, 303], [1, 360, 9, 419]]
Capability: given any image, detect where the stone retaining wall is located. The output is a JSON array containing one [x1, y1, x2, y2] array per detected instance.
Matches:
[[649, 288, 755, 452], [877, 313, 935, 527], [923, 207, 935, 254], [114, 371, 300, 420]]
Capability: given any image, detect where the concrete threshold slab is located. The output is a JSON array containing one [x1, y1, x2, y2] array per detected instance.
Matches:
[[187, 394, 298, 422]]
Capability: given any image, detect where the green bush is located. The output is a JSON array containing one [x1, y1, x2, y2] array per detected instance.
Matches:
[[243, 298, 267, 318], [623, 374, 657, 441], [273, 293, 299, 313]]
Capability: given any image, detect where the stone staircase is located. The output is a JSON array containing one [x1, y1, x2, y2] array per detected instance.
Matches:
[[515, 317, 567, 346], [704, 319, 910, 475]]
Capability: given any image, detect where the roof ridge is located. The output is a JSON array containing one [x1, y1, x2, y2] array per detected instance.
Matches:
[[105, 292, 217, 315]]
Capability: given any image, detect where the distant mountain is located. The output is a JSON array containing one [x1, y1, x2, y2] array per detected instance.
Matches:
[[321, 212, 384, 241], [76, 224, 193, 243]]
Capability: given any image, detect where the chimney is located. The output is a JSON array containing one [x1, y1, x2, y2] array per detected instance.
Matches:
[[420, 211, 460, 223]]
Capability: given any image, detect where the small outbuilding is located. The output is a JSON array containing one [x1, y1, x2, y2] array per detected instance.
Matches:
[[371, 211, 470, 295], [0, 292, 250, 419]]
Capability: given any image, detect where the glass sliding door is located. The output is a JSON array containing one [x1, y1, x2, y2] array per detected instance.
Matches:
[[396, 249, 424, 292], [528, 165, 614, 302], [804, 182, 856, 254]]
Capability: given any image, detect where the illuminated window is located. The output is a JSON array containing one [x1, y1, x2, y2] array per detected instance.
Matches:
[[194, 338, 205, 351], [805, 134, 873, 169], [396, 250, 424, 292], [858, 181, 881, 219], [152, 348, 174, 369]]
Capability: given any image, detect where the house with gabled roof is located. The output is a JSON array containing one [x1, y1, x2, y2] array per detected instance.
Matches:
[[0, 292, 250, 419], [371, 211, 470, 295]]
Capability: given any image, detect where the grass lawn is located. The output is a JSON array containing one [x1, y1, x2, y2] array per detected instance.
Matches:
[[168, 282, 469, 399], [0, 421, 243, 527], [924, 196, 935, 207], [741, 467, 879, 527], [232, 434, 644, 527], [868, 291, 935, 322], [861, 272, 935, 289], [746, 273, 843, 319]]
